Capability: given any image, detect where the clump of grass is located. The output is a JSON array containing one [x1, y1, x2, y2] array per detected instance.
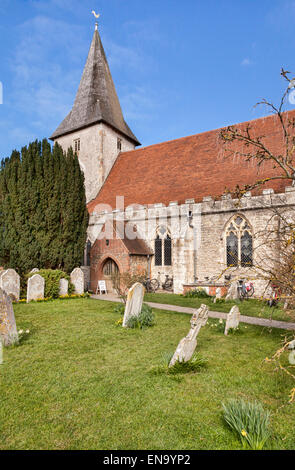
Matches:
[[152, 351, 207, 375], [169, 352, 208, 374], [222, 399, 271, 450], [126, 304, 155, 329]]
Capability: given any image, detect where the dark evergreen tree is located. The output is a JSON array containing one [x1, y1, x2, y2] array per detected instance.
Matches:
[[0, 140, 88, 273]]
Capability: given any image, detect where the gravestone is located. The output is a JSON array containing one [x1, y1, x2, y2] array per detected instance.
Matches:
[[70, 268, 84, 295], [0, 269, 20, 301], [224, 305, 240, 335], [59, 278, 69, 296], [0, 288, 18, 346], [213, 287, 222, 304], [169, 304, 209, 367], [226, 282, 238, 300], [27, 274, 45, 303], [30, 268, 39, 273], [216, 288, 222, 299], [122, 283, 145, 328], [288, 340, 295, 365]]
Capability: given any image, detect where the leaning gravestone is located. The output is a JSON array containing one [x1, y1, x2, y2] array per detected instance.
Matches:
[[169, 304, 209, 367], [225, 282, 238, 300], [70, 268, 84, 295], [59, 278, 69, 296], [27, 274, 45, 303], [122, 283, 145, 328], [0, 288, 18, 346], [0, 269, 20, 301], [224, 305, 240, 335]]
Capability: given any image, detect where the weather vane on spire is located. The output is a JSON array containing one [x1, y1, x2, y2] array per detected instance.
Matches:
[[92, 10, 100, 30]]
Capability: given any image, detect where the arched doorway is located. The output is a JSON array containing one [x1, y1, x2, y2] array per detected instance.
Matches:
[[102, 258, 120, 292]]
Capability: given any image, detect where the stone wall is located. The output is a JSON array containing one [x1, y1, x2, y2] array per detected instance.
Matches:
[[88, 187, 295, 295]]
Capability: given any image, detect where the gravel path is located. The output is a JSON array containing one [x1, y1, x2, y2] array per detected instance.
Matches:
[[92, 294, 295, 331]]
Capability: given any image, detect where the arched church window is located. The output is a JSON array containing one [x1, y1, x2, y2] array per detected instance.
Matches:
[[155, 235, 162, 266], [103, 258, 119, 277], [225, 215, 253, 267], [164, 235, 172, 266], [155, 227, 172, 266]]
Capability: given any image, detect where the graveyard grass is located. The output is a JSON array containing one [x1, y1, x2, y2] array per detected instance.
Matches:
[[1, 299, 295, 450]]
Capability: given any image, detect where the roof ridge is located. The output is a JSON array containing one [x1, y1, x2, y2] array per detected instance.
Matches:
[[119, 109, 295, 155]]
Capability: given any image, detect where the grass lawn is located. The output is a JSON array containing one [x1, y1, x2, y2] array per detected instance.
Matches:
[[1, 298, 295, 450], [144, 293, 295, 323]]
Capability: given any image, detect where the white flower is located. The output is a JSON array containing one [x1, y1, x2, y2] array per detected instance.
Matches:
[[26, 329, 30, 334], [18, 329, 23, 334]]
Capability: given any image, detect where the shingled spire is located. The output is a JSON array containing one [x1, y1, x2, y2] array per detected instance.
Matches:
[[50, 25, 140, 145]]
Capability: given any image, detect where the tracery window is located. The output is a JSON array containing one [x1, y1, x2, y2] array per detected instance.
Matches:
[[225, 215, 253, 267], [154, 227, 172, 266]]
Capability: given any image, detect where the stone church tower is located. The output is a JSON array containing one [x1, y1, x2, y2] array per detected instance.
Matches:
[[50, 24, 140, 203]]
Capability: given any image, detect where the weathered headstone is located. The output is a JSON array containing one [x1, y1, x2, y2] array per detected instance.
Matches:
[[216, 288, 222, 299], [0, 288, 18, 346], [213, 287, 222, 304], [123, 282, 145, 328], [0, 269, 20, 301], [288, 340, 295, 365], [70, 268, 84, 295], [27, 274, 45, 303], [224, 305, 240, 335], [169, 304, 209, 367], [226, 282, 238, 300], [59, 278, 69, 296], [30, 268, 39, 273]]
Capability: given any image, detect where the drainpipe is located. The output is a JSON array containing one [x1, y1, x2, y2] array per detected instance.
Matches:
[[188, 210, 197, 283], [147, 255, 151, 278]]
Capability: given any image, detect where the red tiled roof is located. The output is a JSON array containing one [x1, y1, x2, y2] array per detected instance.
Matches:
[[88, 111, 295, 213]]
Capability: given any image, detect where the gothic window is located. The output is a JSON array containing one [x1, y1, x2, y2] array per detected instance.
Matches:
[[225, 215, 253, 267], [117, 138, 122, 151], [164, 235, 172, 266], [103, 258, 119, 277], [74, 139, 80, 153], [155, 236, 162, 266], [155, 227, 172, 266]]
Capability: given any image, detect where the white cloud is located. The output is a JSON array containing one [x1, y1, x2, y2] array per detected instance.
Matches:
[[9, 15, 87, 137], [241, 58, 252, 67]]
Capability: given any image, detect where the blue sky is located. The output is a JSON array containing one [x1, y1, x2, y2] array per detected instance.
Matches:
[[0, 0, 295, 157]]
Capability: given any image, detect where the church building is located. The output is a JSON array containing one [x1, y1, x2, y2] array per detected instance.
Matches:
[[51, 24, 295, 295]]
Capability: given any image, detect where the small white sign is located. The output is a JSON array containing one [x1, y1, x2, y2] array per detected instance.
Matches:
[[98, 280, 107, 294]]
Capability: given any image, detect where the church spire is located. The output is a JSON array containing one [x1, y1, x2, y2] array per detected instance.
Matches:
[[50, 25, 140, 145]]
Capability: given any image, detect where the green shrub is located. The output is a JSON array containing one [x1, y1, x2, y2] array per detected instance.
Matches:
[[126, 303, 154, 329], [27, 269, 74, 299], [113, 303, 125, 316], [184, 288, 211, 299], [222, 399, 271, 450]]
